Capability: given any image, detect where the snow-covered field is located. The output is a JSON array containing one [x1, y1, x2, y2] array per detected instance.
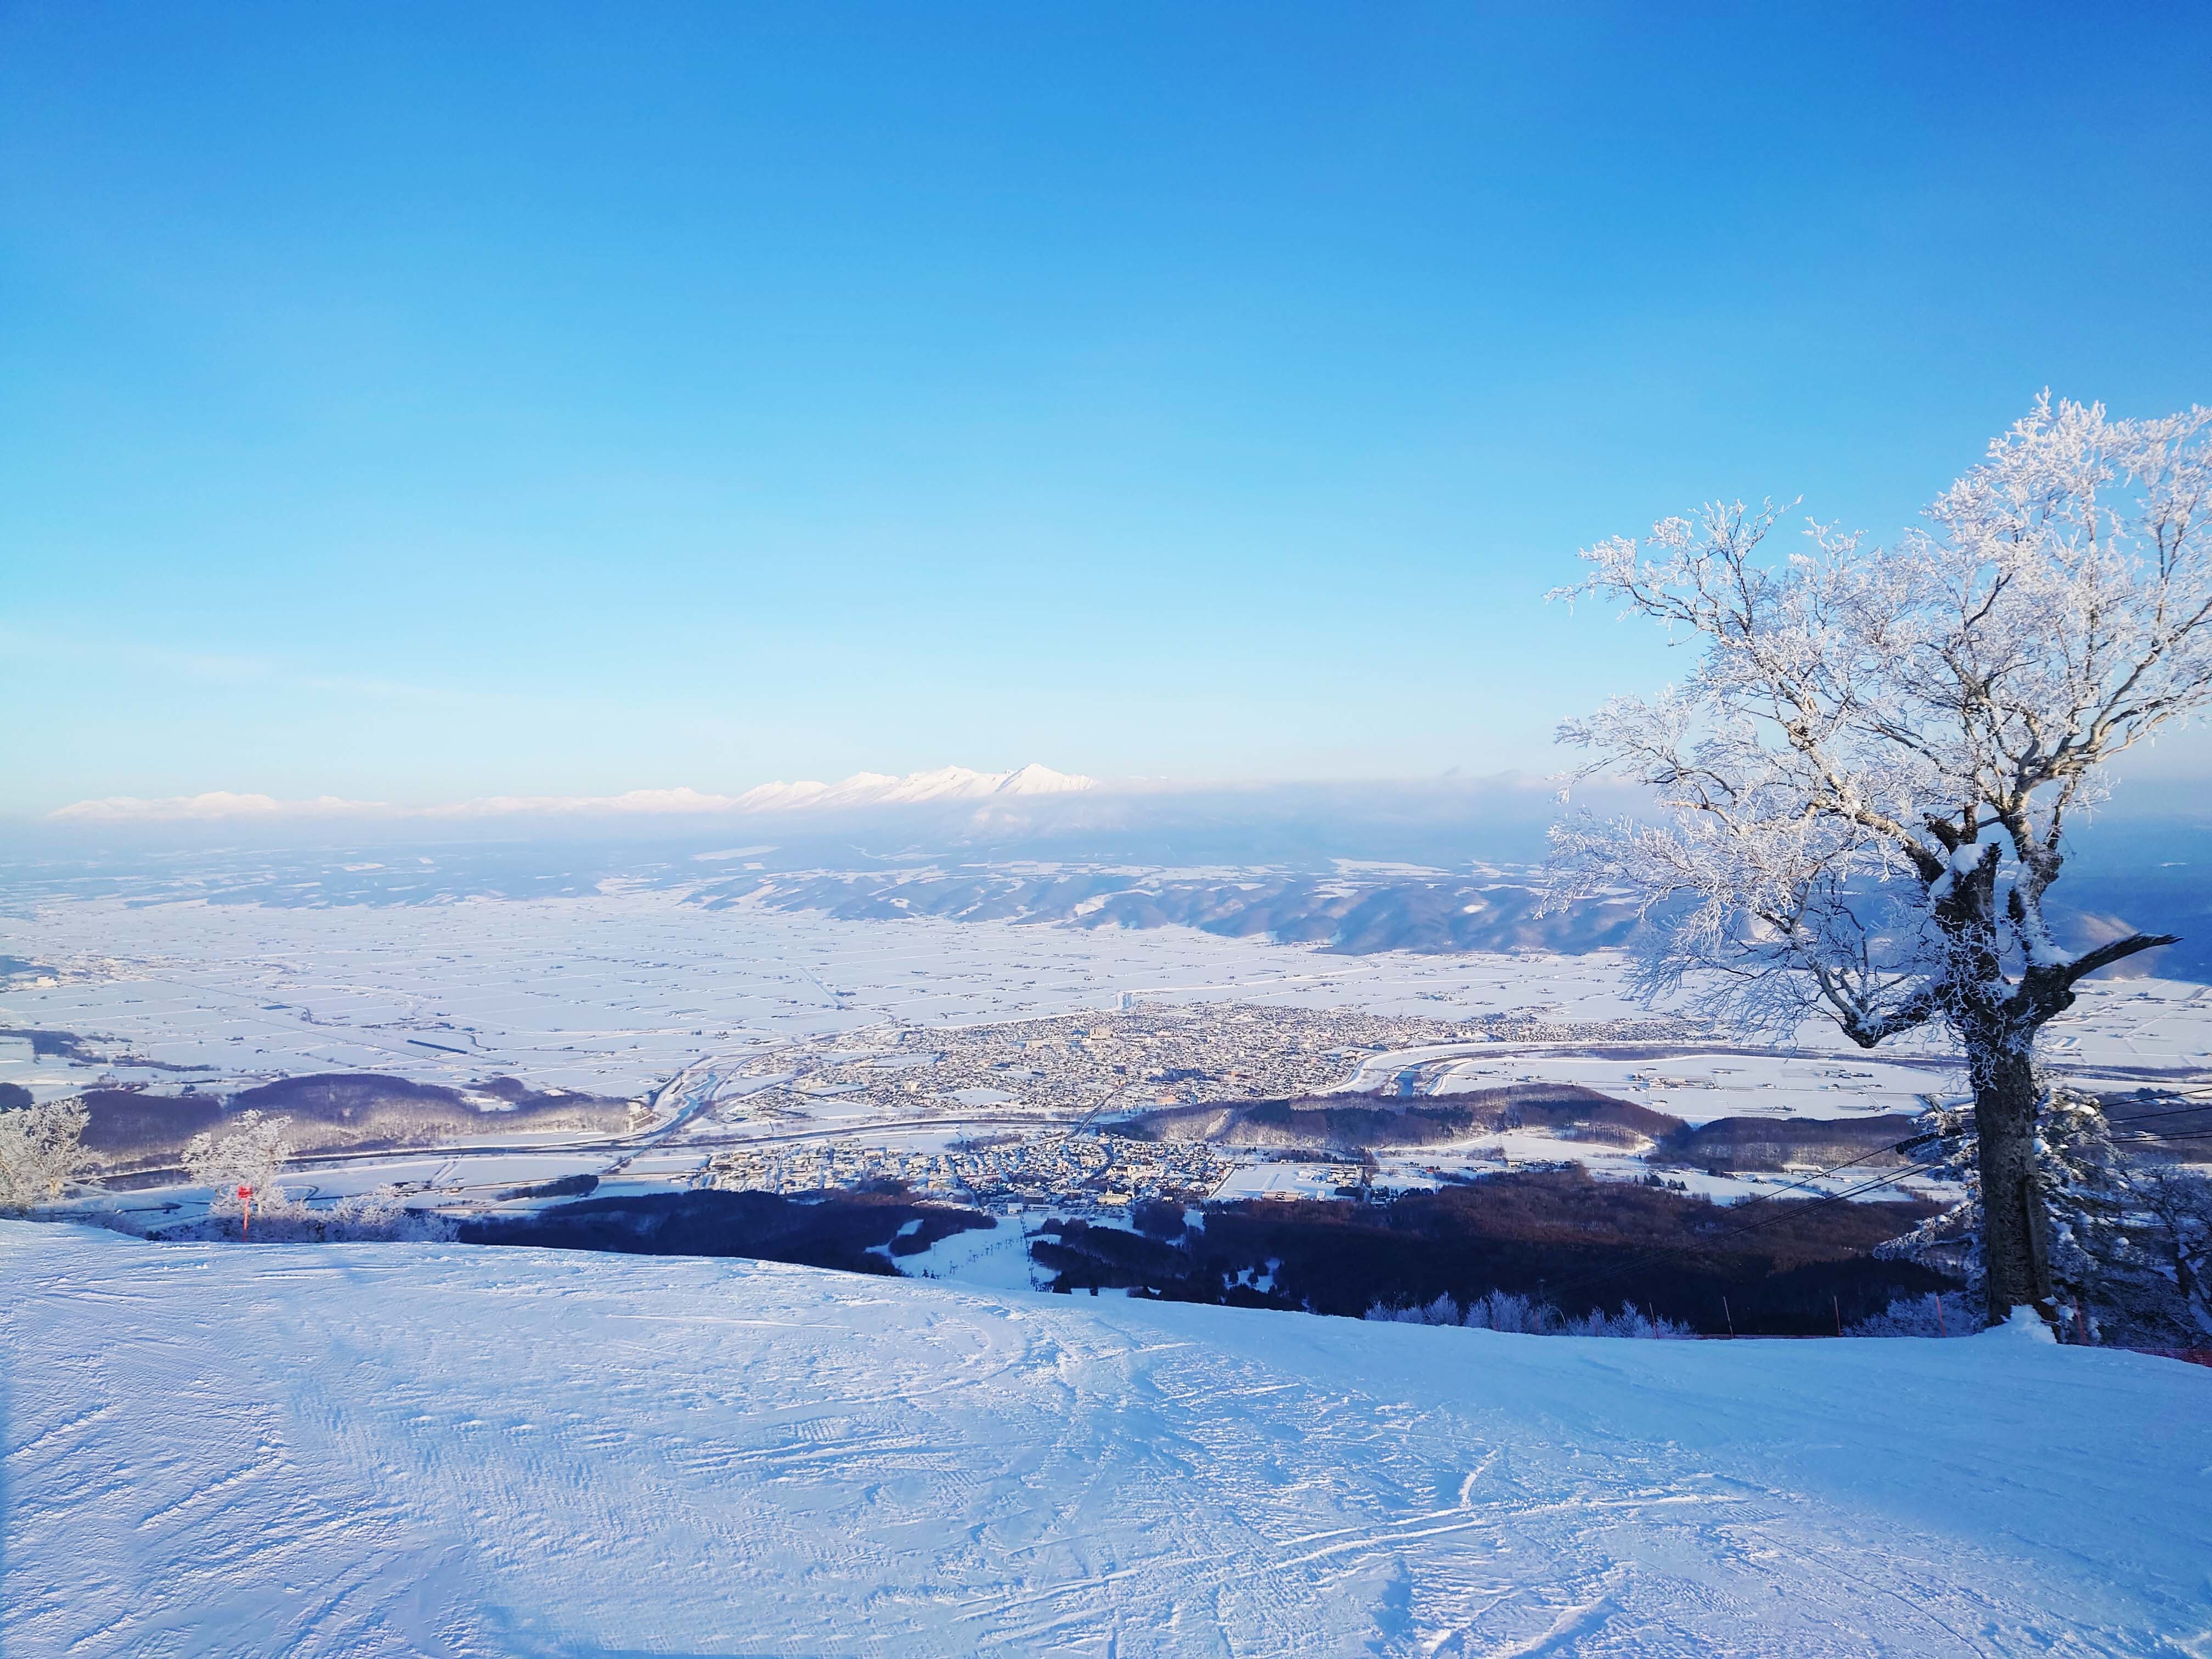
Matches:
[[6, 1220, 2209, 1658], [7, 889, 2209, 1118], [0, 891, 1653, 1102]]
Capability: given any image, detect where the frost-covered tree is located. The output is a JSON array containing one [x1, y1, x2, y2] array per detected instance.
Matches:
[[1848, 1293, 1965, 1338], [1549, 397, 2212, 1325], [2135, 1159, 2212, 1339], [0, 1098, 100, 1212], [1880, 1088, 2185, 1341], [1364, 1289, 1691, 1338], [182, 1110, 296, 1227]]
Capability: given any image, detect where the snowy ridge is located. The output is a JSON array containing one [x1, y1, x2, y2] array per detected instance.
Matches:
[[6, 1221, 2209, 1657]]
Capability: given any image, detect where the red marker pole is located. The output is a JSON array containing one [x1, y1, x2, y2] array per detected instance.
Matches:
[[238, 1184, 253, 1240]]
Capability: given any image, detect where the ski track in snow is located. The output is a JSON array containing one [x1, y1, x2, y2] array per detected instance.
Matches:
[[5, 1222, 2210, 1658]]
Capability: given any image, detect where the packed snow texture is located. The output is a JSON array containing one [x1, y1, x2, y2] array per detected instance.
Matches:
[[5, 1221, 2208, 1657]]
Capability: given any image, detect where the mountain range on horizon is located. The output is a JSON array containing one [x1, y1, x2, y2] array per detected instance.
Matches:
[[41, 764, 1101, 823], [731, 763, 1097, 812]]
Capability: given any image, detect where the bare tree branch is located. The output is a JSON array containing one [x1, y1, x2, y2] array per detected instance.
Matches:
[[2061, 932, 2180, 986]]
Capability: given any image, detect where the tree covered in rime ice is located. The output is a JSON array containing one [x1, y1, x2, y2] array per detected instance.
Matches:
[[1365, 1289, 1692, 1339], [1547, 397, 2212, 1326], [0, 1099, 99, 1212], [1879, 1088, 2212, 1344], [183, 1110, 297, 1221], [2135, 1159, 2212, 1339]]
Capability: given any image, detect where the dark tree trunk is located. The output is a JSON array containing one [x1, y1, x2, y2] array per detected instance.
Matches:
[[1968, 1037, 2051, 1327]]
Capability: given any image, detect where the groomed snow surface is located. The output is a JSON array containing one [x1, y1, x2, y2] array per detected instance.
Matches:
[[5, 1223, 2209, 1658]]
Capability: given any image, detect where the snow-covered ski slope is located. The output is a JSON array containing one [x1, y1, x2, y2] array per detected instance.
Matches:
[[5, 1223, 2208, 1658]]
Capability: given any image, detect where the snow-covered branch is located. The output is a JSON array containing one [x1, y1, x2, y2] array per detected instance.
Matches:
[[183, 1110, 297, 1219], [1547, 396, 2212, 1050], [0, 1099, 100, 1212]]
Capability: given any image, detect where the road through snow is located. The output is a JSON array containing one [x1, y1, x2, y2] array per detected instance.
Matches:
[[4, 1221, 2208, 1657]]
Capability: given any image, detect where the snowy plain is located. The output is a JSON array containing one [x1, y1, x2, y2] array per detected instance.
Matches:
[[0, 889, 1656, 1102], [6, 888, 2210, 1116], [5, 1220, 2209, 1658]]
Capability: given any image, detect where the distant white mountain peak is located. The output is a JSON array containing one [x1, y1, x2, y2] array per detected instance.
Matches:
[[731, 764, 1096, 813]]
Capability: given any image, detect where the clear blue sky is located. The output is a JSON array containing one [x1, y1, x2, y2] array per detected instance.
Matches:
[[5, 2, 2209, 814]]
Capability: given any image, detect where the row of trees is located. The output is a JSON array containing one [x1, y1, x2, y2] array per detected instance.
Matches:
[[0, 1102, 293, 1226]]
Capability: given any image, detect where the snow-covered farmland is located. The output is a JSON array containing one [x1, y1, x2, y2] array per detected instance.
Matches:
[[0, 890, 1654, 1101], [5, 1221, 2208, 1657], [5, 888, 2209, 1121]]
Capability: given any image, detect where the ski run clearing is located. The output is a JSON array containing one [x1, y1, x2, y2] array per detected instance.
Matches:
[[5, 1222, 2209, 1658]]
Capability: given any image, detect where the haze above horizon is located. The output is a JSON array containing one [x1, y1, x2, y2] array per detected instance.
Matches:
[[7, 3, 2211, 817]]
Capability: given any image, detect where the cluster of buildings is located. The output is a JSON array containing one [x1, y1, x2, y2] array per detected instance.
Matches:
[[687, 1001, 1704, 1215], [717, 1001, 1624, 1124], [704, 1129, 1230, 1209]]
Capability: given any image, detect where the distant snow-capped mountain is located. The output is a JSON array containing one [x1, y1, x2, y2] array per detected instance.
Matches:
[[731, 764, 1096, 813]]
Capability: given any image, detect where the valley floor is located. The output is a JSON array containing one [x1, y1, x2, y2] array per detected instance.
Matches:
[[4, 1221, 2208, 1657]]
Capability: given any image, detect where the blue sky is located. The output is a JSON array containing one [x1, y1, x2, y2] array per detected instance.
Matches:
[[5, 2, 2210, 815]]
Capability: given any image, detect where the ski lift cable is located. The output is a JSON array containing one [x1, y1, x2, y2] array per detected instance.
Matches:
[[2100, 1101, 2212, 1130], [1520, 1124, 1973, 1306], [2108, 1127, 2212, 1146], [1552, 1117, 2210, 1311], [1542, 1156, 1954, 1305], [1649, 1126, 1953, 1213]]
